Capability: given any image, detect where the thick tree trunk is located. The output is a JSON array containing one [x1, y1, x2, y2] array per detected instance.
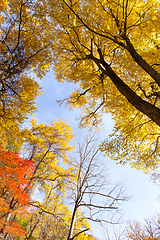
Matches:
[[91, 53, 160, 127], [123, 36, 160, 87], [105, 62, 160, 127]]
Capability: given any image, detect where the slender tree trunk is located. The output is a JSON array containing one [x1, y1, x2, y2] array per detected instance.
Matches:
[[25, 218, 40, 240], [67, 201, 78, 240]]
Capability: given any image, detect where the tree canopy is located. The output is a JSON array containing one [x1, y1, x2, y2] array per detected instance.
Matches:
[[126, 218, 160, 240], [2, 0, 160, 170], [0, 147, 35, 238], [43, 0, 160, 171], [0, 0, 56, 138], [0, 0, 160, 239]]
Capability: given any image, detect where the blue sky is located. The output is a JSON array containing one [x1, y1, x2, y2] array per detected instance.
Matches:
[[30, 69, 160, 239]]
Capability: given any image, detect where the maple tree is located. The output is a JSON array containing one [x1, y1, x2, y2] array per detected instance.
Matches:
[[44, 0, 160, 170], [0, 147, 35, 239]]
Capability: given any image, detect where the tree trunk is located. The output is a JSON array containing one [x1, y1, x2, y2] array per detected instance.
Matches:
[[90, 53, 160, 127], [67, 202, 78, 240]]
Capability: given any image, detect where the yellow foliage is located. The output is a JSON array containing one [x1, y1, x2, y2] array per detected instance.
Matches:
[[17, 119, 95, 240], [45, 0, 160, 171], [0, 0, 56, 141], [21, 118, 74, 177]]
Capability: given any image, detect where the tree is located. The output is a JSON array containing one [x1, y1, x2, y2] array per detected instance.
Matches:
[[0, 118, 75, 240], [126, 217, 160, 240], [23, 211, 70, 240], [0, 147, 35, 239], [22, 210, 98, 240], [65, 135, 126, 240], [20, 118, 74, 191], [15, 133, 125, 240], [19, 118, 75, 240], [8, 127, 126, 240], [7, 124, 102, 240], [46, 0, 160, 171], [0, 0, 57, 143]]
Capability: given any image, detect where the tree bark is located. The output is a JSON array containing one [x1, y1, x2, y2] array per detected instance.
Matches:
[[123, 36, 160, 87], [90, 53, 160, 127], [67, 201, 78, 240]]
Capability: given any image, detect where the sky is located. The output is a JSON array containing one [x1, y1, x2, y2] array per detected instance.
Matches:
[[29, 69, 160, 239]]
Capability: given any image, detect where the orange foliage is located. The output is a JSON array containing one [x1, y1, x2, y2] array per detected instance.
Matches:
[[0, 0, 8, 10], [0, 147, 35, 237]]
